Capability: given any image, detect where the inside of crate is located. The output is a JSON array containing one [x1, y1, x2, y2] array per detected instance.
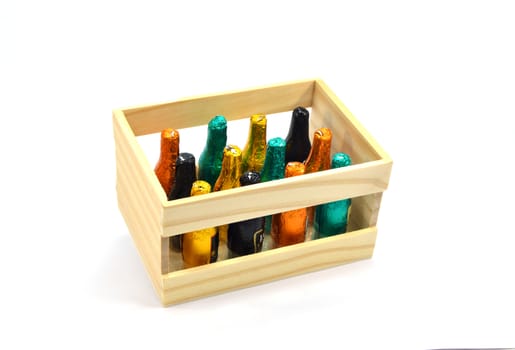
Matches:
[[165, 192, 382, 273]]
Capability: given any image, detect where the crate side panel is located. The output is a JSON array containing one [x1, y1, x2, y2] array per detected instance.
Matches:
[[311, 80, 391, 164], [123, 79, 315, 136], [116, 151, 170, 274], [116, 174, 163, 292], [348, 193, 383, 232], [161, 227, 376, 306], [113, 111, 170, 274], [163, 160, 391, 236]]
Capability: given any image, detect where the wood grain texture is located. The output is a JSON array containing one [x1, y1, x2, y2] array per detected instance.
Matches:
[[161, 227, 377, 306], [122, 79, 315, 136], [113, 110, 170, 274], [311, 79, 392, 164], [162, 159, 391, 236], [113, 79, 392, 306]]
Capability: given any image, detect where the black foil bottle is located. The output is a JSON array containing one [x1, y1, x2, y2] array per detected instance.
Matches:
[[168, 152, 197, 251], [285, 106, 311, 163], [227, 172, 265, 258]]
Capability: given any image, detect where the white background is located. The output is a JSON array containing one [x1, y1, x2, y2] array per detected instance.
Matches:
[[1, 1, 514, 349]]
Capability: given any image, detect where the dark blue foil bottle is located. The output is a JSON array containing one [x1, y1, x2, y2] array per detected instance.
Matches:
[[168, 152, 197, 251], [227, 172, 265, 258], [285, 106, 311, 163]]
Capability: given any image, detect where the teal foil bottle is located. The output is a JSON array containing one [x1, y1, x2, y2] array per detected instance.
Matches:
[[314, 153, 352, 238], [227, 172, 265, 258], [168, 152, 197, 251], [198, 116, 227, 188], [260, 137, 286, 234], [285, 107, 311, 163]]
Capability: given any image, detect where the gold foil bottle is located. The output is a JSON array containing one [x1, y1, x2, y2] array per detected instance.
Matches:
[[213, 145, 243, 242], [271, 162, 307, 247], [182, 181, 218, 268], [241, 114, 267, 173], [154, 128, 180, 195], [304, 128, 332, 226]]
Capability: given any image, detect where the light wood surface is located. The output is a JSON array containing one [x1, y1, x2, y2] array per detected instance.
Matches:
[[162, 159, 391, 236], [113, 110, 170, 275], [312, 79, 392, 164], [123, 79, 315, 136], [162, 227, 377, 306], [113, 79, 392, 306]]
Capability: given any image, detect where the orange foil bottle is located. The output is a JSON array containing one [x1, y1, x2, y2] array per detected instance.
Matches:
[[304, 128, 332, 225], [271, 162, 307, 247], [213, 145, 243, 242], [182, 181, 218, 268], [154, 128, 180, 195]]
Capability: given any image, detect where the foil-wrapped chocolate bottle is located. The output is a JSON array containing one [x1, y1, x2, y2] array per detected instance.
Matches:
[[285, 107, 311, 163], [260, 137, 286, 234], [241, 114, 267, 173], [271, 162, 307, 247], [213, 145, 243, 242], [182, 181, 218, 268], [227, 172, 265, 258], [304, 127, 332, 226], [168, 152, 197, 251], [314, 153, 352, 238], [198, 115, 227, 188], [154, 128, 180, 195]]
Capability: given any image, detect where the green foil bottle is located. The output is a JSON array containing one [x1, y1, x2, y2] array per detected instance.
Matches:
[[198, 115, 227, 188], [314, 153, 352, 238], [168, 152, 197, 251], [241, 114, 267, 173], [260, 137, 286, 234]]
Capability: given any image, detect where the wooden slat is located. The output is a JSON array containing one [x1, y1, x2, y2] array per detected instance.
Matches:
[[162, 159, 391, 236], [122, 79, 315, 136], [115, 152, 165, 272], [116, 173, 163, 292], [161, 227, 377, 306], [113, 110, 170, 273]]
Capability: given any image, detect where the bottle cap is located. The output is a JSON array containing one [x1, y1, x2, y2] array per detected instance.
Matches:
[[240, 171, 261, 186]]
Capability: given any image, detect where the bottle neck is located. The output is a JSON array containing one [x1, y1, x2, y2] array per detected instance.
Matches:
[[305, 128, 332, 173], [159, 129, 180, 164], [205, 116, 227, 153], [286, 110, 309, 141], [261, 137, 286, 181], [169, 153, 196, 200], [215, 145, 242, 191]]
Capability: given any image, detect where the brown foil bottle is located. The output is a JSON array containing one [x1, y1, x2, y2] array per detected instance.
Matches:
[[241, 114, 267, 173], [271, 162, 307, 247], [304, 128, 332, 225], [213, 145, 243, 242], [154, 128, 180, 195], [182, 181, 218, 268]]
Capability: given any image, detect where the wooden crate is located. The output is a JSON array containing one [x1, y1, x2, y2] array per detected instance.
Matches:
[[113, 79, 392, 306]]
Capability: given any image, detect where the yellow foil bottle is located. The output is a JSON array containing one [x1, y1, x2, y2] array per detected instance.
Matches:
[[304, 128, 332, 227], [271, 162, 307, 247], [154, 128, 180, 195], [182, 181, 218, 268], [213, 145, 243, 242], [241, 114, 267, 173]]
